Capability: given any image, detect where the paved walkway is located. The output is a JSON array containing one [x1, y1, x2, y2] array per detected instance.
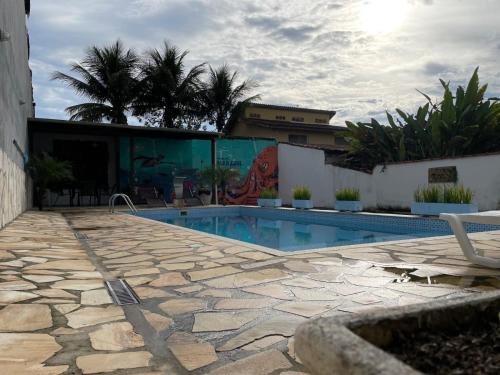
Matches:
[[1, 211, 500, 374]]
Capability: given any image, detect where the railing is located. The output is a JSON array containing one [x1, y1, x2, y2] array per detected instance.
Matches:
[[109, 194, 137, 214]]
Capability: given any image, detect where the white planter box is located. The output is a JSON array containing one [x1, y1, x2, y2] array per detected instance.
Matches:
[[199, 192, 212, 206], [257, 198, 282, 207], [335, 200, 363, 212], [411, 202, 478, 216], [292, 199, 314, 209]]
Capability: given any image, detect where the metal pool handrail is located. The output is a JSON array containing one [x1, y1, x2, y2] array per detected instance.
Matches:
[[109, 194, 137, 214]]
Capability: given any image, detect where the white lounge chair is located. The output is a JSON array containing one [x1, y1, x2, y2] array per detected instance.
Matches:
[[440, 211, 500, 268]]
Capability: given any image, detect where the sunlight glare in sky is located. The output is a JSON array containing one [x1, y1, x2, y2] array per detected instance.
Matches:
[[359, 0, 410, 35]]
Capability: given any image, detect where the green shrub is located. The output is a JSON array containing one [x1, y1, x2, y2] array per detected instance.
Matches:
[[414, 185, 473, 204], [259, 187, 279, 199], [293, 186, 311, 200], [336, 188, 360, 201]]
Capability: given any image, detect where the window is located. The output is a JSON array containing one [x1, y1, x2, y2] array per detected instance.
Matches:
[[249, 113, 261, 119], [315, 118, 328, 124], [275, 115, 286, 120], [289, 134, 308, 144], [292, 117, 304, 122]]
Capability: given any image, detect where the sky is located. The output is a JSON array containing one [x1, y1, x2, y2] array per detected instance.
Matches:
[[28, 0, 500, 127]]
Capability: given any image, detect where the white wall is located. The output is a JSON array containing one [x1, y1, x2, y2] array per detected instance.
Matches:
[[0, 1, 33, 228], [279, 144, 500, 211]]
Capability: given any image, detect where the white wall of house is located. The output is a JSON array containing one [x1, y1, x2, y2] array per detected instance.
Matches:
[[279, 143, 500, 211], [0, 1, 33, 228]]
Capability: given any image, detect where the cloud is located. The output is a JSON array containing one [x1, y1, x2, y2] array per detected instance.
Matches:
[[272, 25, 321, 42], [423, 62, 456, 76]]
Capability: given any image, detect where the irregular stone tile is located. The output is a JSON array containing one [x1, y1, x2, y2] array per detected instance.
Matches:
[[68, 271, 103, 279], [273, 301, 341, 318], [199, 261, 222, 269], [188, 266, 242, 281], [34, 289, 77, 299], [338, 304, 386, 314], [329, 283, 367, 296], [196, 289, 232, 298], [35, 298, 79, 304], [240, 258, 286, 270], [76, 351, 152, 374], [207, 349, 292, 375], [218, 316, 305, 351], [175, 285, 204, 294], [81, 289, 113, 305], [24, 270, 64, 276], [24, 260, 95, 271], [89, 322, 144, 351], [387, 283, 458, 298], [344, 275, 395, 287], [167, 332, 218, 371], [398, 295, 428, 306], [102, 251, 132, 259], [0, 260, 25, 267], [241, 335, 285, 351], [51, 279, 103, 291], [192, 311, 259, 332], [134, 287, 174, 299], [160, 262, 195, 271], [51, 327, 80, 335], [0, 304, 52, 331], [350, 293, 383, 305], [66, 306, 125, 328], [124, 268, 160, 277], [204, 269, 289, 288], [142, 310, 172, 332], [243, 284, 293, 300], [22, 275, 64, 283], [290, 288, 340, 301], [0, 290, 39, 304], [308, 271, 344, 283], [284, 261, 318, 273], [54, 304, 80, 314], [159, 298, 206, 316], [216, 256, 245, 265], [161, 255, 206, 263], [372, 289, 400, 299], [0, 280, 37, 291], [214, 298, 275, 310], [149, 272, 189, 287], [0, 333, 66, 375], [125, 276, 154, 287], [238, 251, 274, 261], [103, 254, 154, 264]]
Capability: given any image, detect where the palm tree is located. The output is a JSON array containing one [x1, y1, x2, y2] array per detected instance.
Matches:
[[52, 40, 139, 124], [201, 65, 259, 132], [134, 42, 205, 128]]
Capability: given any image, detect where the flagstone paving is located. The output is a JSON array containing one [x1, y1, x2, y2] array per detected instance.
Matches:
[[1, 210, 500, 374]]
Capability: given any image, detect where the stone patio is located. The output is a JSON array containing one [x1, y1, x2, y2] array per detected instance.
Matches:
[[1, 210, 499, 374]]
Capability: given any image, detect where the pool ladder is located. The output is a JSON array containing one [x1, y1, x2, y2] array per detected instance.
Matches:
[[109, 194, 137, 214]]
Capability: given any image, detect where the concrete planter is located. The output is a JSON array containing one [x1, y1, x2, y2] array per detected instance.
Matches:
[[335, 200, 363, 212], [257, 198, 282, 207], [411, 202, 478, 216], [292, 199, 313, 209], [295, 291, 500, 375]]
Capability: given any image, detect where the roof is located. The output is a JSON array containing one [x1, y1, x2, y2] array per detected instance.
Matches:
[[242, 118, 347, 133], [28, 118, 221, 140], [247, 102, 336, 119], [282, 142, 349, 152]]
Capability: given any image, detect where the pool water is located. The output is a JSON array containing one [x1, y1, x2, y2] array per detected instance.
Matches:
[[163, 214, 439, 251]]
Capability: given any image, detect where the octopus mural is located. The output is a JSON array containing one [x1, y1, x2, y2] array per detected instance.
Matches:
[[225, 146, 279, 205]]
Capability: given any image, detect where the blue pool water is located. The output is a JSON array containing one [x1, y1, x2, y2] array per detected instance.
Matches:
[[136, 207, 500, 252]]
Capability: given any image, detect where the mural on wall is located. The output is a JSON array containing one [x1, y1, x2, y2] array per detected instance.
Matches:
[[216, 139, 278, 205]]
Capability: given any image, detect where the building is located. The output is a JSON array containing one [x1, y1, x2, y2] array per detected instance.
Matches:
[[0, 0, 33, 228], [225, 102, 348, 150]]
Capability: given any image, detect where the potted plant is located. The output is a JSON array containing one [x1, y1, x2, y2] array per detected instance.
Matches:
[[292, 186, 313, 209], [411, 184, 477, 216], [257, 187, 282, 207], [26, 152, 73, 211], [335, 188, 362, 212], [199, 166, 240, 205]]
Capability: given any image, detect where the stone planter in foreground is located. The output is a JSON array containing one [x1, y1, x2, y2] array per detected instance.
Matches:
[[292, 199, 313, 209], [295, 291, 500, 375], [335, 200, 363, 212], [257, 198, 282, 207], [411, 202, 478, 216]]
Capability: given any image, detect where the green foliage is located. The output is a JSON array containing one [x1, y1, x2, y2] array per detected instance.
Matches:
[[26, 153, 74, 210], [199, 166, 240, 192], [52, 40, 139, 124], [342, 68, 500, 170], [335, 188, 360, 201], [414, 185, 473, 204], [293, 186, 312, 200], [259, 187, 279, 199]]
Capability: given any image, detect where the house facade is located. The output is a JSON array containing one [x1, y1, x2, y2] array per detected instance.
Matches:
[[225, 103, 348, 150]]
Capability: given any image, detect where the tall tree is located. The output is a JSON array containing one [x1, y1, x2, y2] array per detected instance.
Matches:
[[201, 65, 259, 132], [134, 42, 205, 128], [52, 40, 139, 124]]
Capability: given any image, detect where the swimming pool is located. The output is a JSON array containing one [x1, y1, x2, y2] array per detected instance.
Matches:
[[136, 207, 500, 252]]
